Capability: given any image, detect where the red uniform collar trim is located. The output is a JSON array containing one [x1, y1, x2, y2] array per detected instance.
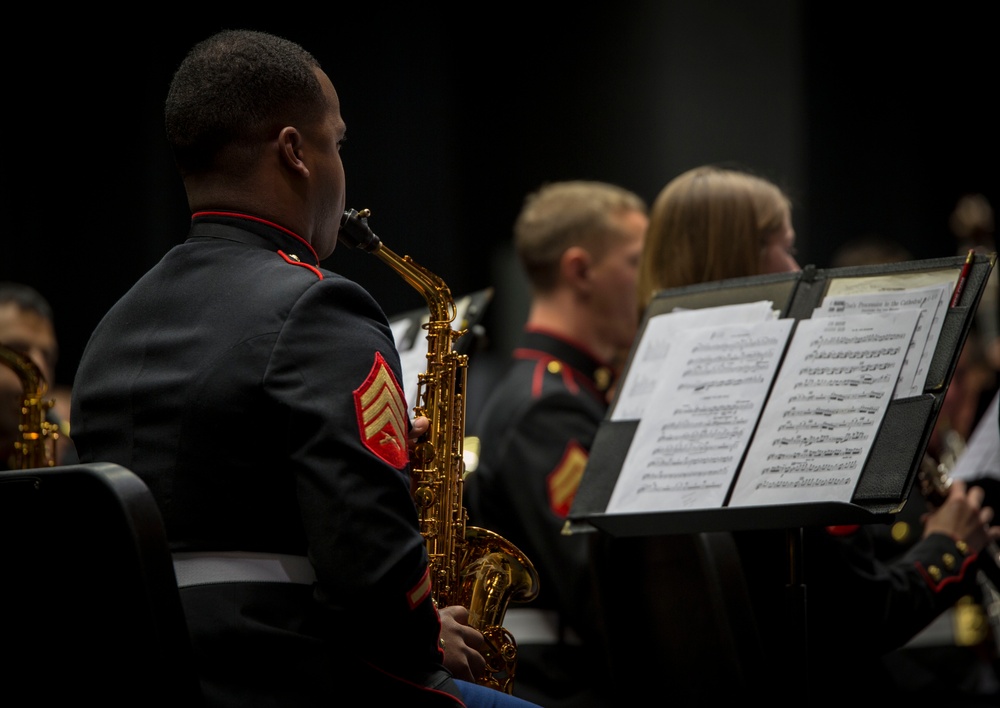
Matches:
[[522, 325, 610, 367], [277, 250, 324, 280], [191, 211, 320, 264]]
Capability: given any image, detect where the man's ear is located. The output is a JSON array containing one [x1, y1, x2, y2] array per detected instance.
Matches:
[[277, 126, 309, 177], [561, 246, 592, 289]]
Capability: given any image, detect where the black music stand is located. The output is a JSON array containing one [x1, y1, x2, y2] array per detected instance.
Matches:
[[568, 253, 996, 705]]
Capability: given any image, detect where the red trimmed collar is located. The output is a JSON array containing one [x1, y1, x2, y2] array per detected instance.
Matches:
[[522, 325, 610, 368], [191, 211, 319, 265]]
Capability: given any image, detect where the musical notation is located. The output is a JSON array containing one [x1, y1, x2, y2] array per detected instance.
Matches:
[[811, 282, 950, 398], [596, 263, 972, 518], [610, 300, 778, 422], [606, 318, 793, 513], [728, 310, 919, 507], [605, 304, 921, 513]]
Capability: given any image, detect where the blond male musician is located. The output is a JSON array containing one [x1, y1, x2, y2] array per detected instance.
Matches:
[[465, 180, 648, 706]]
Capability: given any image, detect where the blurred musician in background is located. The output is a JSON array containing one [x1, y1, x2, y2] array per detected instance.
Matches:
[[0, 281, 76, 469], [949, 193, 999, 374], [464, 180, 648, 707]]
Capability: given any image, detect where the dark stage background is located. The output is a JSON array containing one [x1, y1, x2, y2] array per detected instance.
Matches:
[[2, 3, 997, 409]]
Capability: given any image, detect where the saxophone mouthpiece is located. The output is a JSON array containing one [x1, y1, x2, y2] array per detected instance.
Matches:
[[339, 208, 382, 252]]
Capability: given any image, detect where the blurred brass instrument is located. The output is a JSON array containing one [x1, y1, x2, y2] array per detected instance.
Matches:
[[0, 344, 59, 469], [339, 209, 539, 694]]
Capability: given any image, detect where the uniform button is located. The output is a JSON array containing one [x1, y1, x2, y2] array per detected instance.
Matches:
[[942, 553, 956, 569], [927, 565, 942, 581], [547, 361, 562, 374], [594, 366, 611, 392]]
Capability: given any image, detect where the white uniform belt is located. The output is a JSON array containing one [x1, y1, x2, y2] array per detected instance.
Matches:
[[502, 608, 581, 646], [172, 551, 316, 588], [172, 556, 575, 645]]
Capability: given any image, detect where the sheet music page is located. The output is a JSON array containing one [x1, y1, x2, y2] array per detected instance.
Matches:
[[812, 284, 949, 398], [824, 268, 960, 298], [951, 389, 1000, 482], [901, 285, 949, 395], [605, 318, 794, 514], [390, 317, 425, 410], [727, 309, 920, 507], [610, 301, 777, 421]]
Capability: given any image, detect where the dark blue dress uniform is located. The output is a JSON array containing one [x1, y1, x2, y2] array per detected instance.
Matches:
[[464, 328, 615, 705], [71, 213, 463, 707]]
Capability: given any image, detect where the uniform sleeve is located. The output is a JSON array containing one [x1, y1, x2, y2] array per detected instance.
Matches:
[[806, 525, 981, 655], [266, 277, 443, 672]]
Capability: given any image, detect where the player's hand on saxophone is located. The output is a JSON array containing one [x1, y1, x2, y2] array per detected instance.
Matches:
[[438, 605, 489, 683], [409, 415, 430, 446], [406, 415, 430, 496]]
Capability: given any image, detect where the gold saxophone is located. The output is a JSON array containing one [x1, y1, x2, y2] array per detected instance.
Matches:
[[0, 344, 59, 469], [339, 208, 540, 694]]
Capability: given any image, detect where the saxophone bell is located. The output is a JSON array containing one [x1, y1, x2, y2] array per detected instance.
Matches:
[[462, 526, 540, 691]]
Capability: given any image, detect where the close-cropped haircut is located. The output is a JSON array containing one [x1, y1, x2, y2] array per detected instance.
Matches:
[[514, 180, 647, 293], [164, 29, 326, 175], [0, 282, 54, 323], [638, 165, 791, 308]]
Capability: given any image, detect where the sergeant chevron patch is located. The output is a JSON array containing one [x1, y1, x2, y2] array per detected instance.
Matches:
[[547, 440, 589, 518], [354, 351, 409, 469]]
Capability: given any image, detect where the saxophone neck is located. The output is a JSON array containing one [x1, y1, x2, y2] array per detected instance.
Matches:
[[339, 209, 456, 324], [0, 344, 47, 400], [376, 248, 457, 326]]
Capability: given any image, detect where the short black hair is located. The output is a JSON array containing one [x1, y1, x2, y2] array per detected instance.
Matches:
[[164, 29, 326, 175], [0, 282, 54, 323]]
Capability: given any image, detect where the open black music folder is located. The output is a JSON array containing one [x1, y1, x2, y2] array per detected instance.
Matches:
[[569, 253, 997, 538]]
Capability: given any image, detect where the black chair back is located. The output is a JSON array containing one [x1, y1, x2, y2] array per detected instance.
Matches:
[[0, 462, 203, 706]]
